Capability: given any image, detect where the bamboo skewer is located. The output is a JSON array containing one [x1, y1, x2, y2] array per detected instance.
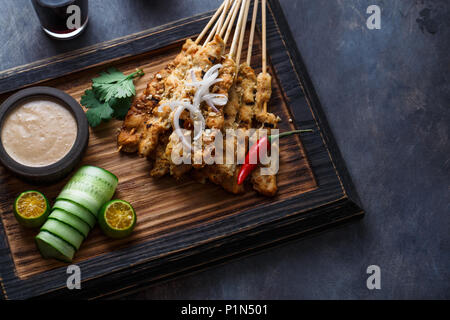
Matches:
[[262, 0, 267, 74], [223, 0, 242, 45], [203, 14, 221, 46], [195, 1, 226, 44], [216, 0, 230, 34], [262, 0, 268, 113], [229, 0, 248, 58], [235, 0, 251, 67], [246, 0, 259, 65], [203, 1, 231, 46], [204, 0, 234, 46], [219, 0, 240, 38]]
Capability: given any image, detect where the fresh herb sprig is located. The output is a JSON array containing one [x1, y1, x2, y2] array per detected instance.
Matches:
[[80, 68, 144, 127]]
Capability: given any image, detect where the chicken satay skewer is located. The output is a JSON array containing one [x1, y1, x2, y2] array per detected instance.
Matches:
[[251, 0, 276, 127], [262, 0, 268, 113], [246, 0, 259, 65], [196, 1, 226, 44], [235, 0, 251, 67]]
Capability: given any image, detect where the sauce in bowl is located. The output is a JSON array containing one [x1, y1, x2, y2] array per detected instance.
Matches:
[[1, 99, 78, 167], [0, 87, 89, 183]]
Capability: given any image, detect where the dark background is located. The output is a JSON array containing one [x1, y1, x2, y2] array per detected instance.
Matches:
[[1, 0, 448, 299]]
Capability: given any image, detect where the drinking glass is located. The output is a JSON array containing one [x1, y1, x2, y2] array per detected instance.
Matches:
[[31, 0, 89, 40]]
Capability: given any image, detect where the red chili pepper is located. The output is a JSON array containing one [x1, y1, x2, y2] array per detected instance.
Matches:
[[237, 129, 313, 185]]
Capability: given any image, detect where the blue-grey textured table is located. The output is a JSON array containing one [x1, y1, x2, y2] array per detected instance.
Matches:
[[1, 0, 448, 299]]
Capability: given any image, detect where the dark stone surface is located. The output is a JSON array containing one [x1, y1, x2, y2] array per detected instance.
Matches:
[[0, 0, 448, 299]]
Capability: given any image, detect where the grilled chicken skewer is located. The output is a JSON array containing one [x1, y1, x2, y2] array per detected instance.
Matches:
[[118, 0, 280, 196]]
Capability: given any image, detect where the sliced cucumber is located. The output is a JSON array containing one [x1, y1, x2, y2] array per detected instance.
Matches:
[[57, 189, 104, 217], [41, 219, 84, 250], [53, 199, 96, 228], [57, 166, 118, 217], [49, 209, 90, 239], [77, 165, 118, 183], [36, 231, 75, 263]]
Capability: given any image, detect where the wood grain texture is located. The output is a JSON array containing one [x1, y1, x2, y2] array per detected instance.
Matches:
[[0, 0, 363, 299]]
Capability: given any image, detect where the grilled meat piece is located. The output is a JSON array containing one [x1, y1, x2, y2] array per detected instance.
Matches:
[[118, 39, 199, 153]]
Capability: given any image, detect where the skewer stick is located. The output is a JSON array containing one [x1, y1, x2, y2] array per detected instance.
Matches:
[[246, 0, 259, 65], [235, 0, 251, 66], [195, 1, 226, 44], [203, 15, 221, 46], [216, 0, 230, 34], [229, 0, 247, 58], [262, 0, 268, 113], [223, 0, 242, 45], [262, 0, 267, 74], [263, 100, 268, 113], [219, 0, 240, 38], [219, 0, 238, 38], [203, 0, 231, 45]]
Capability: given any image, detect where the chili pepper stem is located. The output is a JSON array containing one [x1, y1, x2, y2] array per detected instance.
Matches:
[[268, 129, 313, 141]]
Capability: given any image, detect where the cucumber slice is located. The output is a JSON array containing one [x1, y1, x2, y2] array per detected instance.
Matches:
[[57, 166, 118, 217], [77, 165, 118, 184], [49, 209, 90, 239], [53, 200, 96, 228], [41, 219, 84, 250], [57, 189, 104, 217], [36, 231, 75, 262]]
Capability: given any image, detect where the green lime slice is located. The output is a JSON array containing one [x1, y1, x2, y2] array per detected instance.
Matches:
[[14, 191, 50, 228], [98, 200, 136, 239]]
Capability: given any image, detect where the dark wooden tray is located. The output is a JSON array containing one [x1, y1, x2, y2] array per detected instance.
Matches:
[[0, 0, 363, 299]]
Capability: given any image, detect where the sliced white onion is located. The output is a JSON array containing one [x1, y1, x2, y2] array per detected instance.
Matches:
[[172, 105, 193, 151], [162, 64, 228, 151], [204, 64, 222, 79], [203, 94, 228, 106]]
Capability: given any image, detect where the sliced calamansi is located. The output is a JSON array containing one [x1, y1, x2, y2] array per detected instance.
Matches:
[[14, 191, 50, 228], [98, 200, 136, 239]]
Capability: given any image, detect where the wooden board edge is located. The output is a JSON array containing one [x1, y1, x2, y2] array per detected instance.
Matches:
[[34, 197, 363, 299]]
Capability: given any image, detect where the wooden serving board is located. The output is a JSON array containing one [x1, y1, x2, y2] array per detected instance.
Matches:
[[0, 0, 363, 299]]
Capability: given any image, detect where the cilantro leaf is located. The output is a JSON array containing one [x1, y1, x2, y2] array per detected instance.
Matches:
[[92, 68, 144, 102], [110, 97, 133, 120], [80, 89, 101, 109], [92, 67, 127, 84], [81, 68, 143, 127], [81, 89, 114, 127]]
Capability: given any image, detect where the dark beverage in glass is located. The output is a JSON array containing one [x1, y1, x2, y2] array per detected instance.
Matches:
[[31, 0, 89, 40]]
